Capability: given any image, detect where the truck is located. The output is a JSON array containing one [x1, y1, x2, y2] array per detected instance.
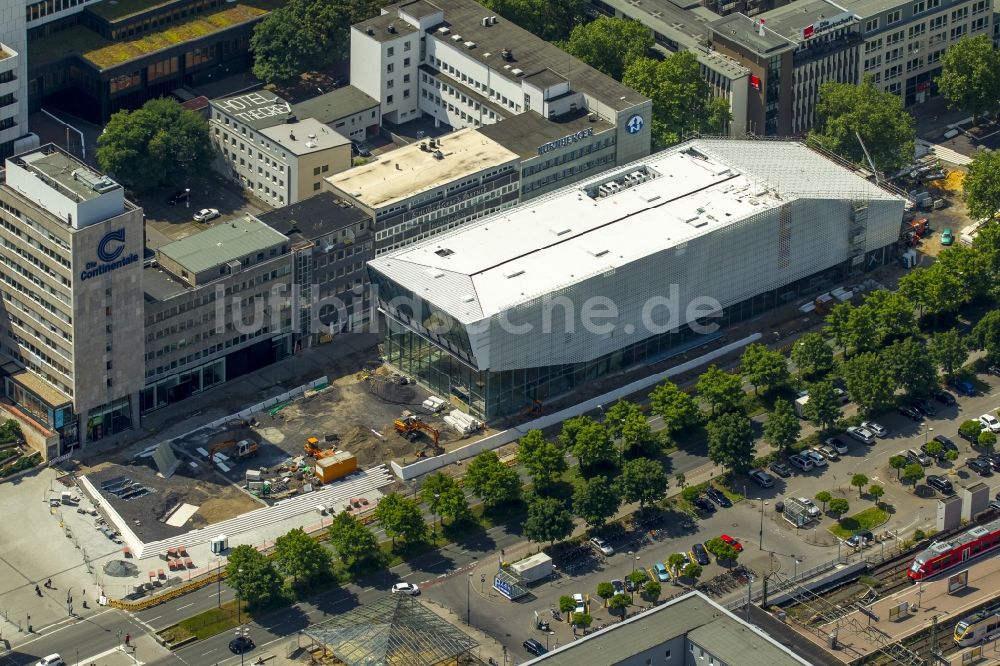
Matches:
[[510, 552, 553, 583]]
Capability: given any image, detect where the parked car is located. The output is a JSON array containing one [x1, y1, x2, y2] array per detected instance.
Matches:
[[670, 553, 690, 572], [815, 445, 840, 461], [167, 190, 189, 205], [228, 636, 255, 654], [391, 582, 420, 595], [932, 390, 957, 406], [351, 140, 372, 157], [789, 454, 814, 472], [845, 531, 874, 548], [692, 496, 716, 513], [719, 534, 744, 552], [625, 576, 643, 592], [906, 448, 932, 466], [860, 421, 887, 438], [611, 579, 625, 595], [933, 434, 958, 454], [950, 379, 976, 397], [691, 543, 710, 566], [706, 487, 732, 507], [846, 426, 875, 445], [590, 536, 614, 556], [988, 364, 1000, 377], [967, 458, 993, 476], [979, 414, 1000, 433], [523, 639, 546, 656], [912, 397, 937, 417], [193, 207, 220, 222], [796, 497, 822, 517], [802, 449, 828, 467], [926, 475, 954, 494], [769, 461, 792, 478], [749, 469, 775, 488], [940, 228, 954, 245], [980, 453, 1000, 472], [36, 656, 65, 666], [897, 405, 923, 421], [653, 562, 671, 582], [825, 437, 850, 454], [573, 593, 587, 614]]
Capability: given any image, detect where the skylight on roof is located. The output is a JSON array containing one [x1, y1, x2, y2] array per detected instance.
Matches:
[[550, 226, 572, 236], [503, 269, 525, 279], [426, 268, 445, 278], [435, 248, 454, 257]]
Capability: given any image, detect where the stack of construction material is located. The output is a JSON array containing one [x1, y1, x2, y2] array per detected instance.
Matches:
[[422, 396, 447, 413], [444, 410, 483, 435]]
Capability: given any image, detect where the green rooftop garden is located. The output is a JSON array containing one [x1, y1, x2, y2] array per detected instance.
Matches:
[[29, 2, 276, 70]]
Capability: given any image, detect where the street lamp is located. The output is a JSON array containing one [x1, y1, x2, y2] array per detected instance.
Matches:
[[925, 426, 933, 445], [759, 498, 765, 550], [794, 559, 801, 580], [217, 557, 223, 608], [466, 573, 472, 626], [236, 568, 243, 626], [184, 188, 190, 209], [433, 493, 440, 539]]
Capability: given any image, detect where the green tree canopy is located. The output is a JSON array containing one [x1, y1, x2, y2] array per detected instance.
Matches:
[[903, 463, 925, 485], [571, 420, 618, 473], [273, 527, 332, 586], [621, 410, 658, 458], [972, 310, 1000, 361], [809, 79, 916, 174], [226, 544, 284, 608], [683, 562, 703, 580], [897, 261, 967, 323], [696, 364, 744, 416], [814, 490, 832, 512], [845, 304, 880, 355], [648, 380, 702, 434], [882, 338, 938, 397], [597, 581, 615, 604], [864, 289, 917, 345], [421, 472, 470, 525], [740, 343, 790, 394], [960, 420, 983, 441], [465, 450, 522, 508], [374, 492, 426, 545], [851, 474, 870, 499], [791, 332, 835, 378], [979, 430, 997, 453], [573, 475, 621, 529], [963, 150, 1000, 221], [480, 0, 586, 42], [561, 16, 652, 80], [517, 430, 566, 490], [937, 34, 1000, 123], [602, 400, 641, 440], [622, 52, 731, 149], [828, 497, 850, 517], [96, 97, 213, 191], [523, 494, 574, 545], [841, 353, 895, 417], [763, 398, 801, 455], [824, 302, 854, 352], [802, 380, 843, 429], [643, 579, 662, 600], [889, 454, 908, 479], [328, 511, 379, 569], [617, 457, 668, 509], [704, 537, 739, 566], [706, 412, 755, 474], [868, 484, 885, 505], [251, 0, 380, 84], [930, 329, 968, 378], [609, 593, 631, 615]]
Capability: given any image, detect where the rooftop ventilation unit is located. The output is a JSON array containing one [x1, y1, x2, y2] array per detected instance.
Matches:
[[491, 16, 498, 24], [426, 268, 445, 278], [503, 269, 525, 279], [433, 150, 444, 159], [451, 34, 463, 41], [307, 133, 316, 139], [305, 141, 317, 148], [588, 249, 610, 257], [434, 248, 454, 257], [72, 168, 117, 193], [465, 41, 476, 48], [501, 48, 513, 61], [511, 68, 524, 76], [482, 16, 490, 26], [550, 226, 572, 236], [461, 294, 476, 303], [387, 23, 396, 33], [366, 26, 374, 35], [437, 26, 450, 34]]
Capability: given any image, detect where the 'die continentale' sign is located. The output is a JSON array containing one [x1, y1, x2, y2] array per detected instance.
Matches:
[[537, 127, 594, 155], [81, 228, 138, 280]]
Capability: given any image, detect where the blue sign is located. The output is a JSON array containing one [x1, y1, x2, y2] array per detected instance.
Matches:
[[494, 575, 514, 600], [626, 114, 645, 135], [81, 228, 138, 281]]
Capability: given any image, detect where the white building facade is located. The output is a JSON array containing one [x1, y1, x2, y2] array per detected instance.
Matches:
[[368, 139, 906, 419]]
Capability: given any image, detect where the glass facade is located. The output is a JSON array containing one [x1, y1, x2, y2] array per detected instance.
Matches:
[[382, 250, 889, 421]]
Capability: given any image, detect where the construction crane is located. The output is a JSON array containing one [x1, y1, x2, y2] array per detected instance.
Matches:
[[208, 439, 258, 468], [304, 436, 339, 460], [394, 415, 442, 454]]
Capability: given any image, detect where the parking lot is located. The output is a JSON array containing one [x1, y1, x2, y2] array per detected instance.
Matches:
[[422, 368, 1000, 660]]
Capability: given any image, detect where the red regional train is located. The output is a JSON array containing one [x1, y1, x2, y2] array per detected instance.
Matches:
[[908, 517, 1000, 581]]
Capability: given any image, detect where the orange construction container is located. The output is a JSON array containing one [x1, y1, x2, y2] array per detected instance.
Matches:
[[315, 451, 357, 483]]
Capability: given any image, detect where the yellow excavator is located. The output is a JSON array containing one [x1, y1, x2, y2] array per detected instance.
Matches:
[[393, 415, 443, 455], [304, 437, 337, 460]]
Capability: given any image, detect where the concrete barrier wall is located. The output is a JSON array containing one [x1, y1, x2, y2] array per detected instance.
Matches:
[[390, 334, 761, 480]]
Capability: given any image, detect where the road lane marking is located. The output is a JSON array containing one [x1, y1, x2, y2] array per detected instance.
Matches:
[[176, 602, 194, 611]]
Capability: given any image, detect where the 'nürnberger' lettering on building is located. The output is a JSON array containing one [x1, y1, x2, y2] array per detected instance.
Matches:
[[537, 127, 594, 155]]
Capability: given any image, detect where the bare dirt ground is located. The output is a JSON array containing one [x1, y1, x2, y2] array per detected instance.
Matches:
[[79, 458, 262, 543]]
